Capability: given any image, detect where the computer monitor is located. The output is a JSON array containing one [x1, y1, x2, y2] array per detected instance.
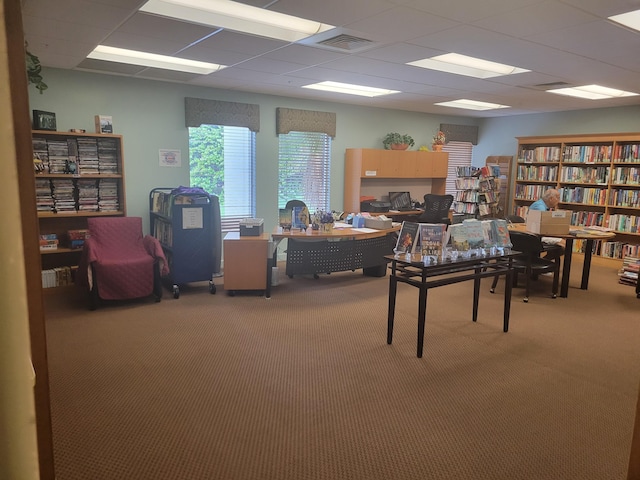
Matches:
[[389, 191, 412, 211]]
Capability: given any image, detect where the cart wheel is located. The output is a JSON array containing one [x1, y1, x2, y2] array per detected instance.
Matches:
[[209, 281, 216, 294], [228, 290, 235, 297], [173, 285, 180, 299]]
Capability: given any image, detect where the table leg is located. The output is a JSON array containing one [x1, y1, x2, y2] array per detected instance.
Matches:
[[472, 267, 481, 322], [387, 268, 398, 346], [560, 237, 574, 298], [503, 263, 513, 332], [416, 285, 428, 358], [581, 239, 594, 290]]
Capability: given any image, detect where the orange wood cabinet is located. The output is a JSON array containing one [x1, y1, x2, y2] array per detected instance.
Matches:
[[344, 148, 448, 213], [223, 232, 269, 293]]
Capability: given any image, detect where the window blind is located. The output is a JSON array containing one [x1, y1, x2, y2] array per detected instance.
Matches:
[[444, 141, 473, 195], [278, 131, 331, 211]]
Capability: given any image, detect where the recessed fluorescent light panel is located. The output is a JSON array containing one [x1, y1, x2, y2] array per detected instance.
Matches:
[[434, 99, 510, 111], [547, 84, 638, 100], [608, 9, 640, 32], [302, 81, 400, 97], [408, 53, 529, 79], [139, 0, 335, 42], [87, 45, 224, 74]]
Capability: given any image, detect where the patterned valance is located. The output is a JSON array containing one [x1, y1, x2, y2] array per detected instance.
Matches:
[[185, 97, 260, 132], [276, 108, 336, 137], [440, 123, 479, 145]]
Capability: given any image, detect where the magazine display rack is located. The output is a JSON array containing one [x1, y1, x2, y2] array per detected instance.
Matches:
[[149, 187, 222, 298]]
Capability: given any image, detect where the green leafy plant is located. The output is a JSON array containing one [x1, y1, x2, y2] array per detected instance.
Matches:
[[382, 133, 414, 150], [25, 45, 47, 94]]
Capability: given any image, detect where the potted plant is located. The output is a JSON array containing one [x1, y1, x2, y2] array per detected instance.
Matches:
[[25, 44, 47, 94], [432, 130, 446, 151], [382, 133, 415, 150]]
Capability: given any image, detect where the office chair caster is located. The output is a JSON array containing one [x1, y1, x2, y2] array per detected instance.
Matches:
[[209, 281, 216, 294]]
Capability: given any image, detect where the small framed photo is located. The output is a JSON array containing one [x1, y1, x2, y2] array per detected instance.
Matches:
[[33, 110, 57, 131]]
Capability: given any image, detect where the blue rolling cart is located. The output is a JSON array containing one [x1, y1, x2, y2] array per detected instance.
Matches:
[[149, 187, 222, 298]]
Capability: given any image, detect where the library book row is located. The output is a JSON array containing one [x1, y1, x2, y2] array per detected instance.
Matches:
[[33, 135, 119, 175], [41, 266, 77, 289], [35, 177, 119, 214], [518, 143, 640, 163], [516, 164, 639, 184]]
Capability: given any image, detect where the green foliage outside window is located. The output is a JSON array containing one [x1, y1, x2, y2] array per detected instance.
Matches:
[[189, 125, 224, 210]]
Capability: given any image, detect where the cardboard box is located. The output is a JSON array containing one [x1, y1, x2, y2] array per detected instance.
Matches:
[[364, 217, 392, 229], [239, 218, 264, 236], [526, 209, 570, 235]]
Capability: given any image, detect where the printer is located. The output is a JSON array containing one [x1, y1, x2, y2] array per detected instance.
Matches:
[[360, 200, 391, 213]]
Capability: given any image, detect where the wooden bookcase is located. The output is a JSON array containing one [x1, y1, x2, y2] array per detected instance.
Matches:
[[343, 148, 448, 213], [512, 133, 640, 260], [32, 130, 126, 290]]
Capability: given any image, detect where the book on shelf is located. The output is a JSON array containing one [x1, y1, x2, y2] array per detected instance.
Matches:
[[395, 221, 419, 253]]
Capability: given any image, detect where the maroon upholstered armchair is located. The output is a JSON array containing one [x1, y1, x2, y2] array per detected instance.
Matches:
[[78, 217, 169, 310]]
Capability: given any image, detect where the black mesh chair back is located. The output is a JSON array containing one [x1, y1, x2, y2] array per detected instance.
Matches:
[[490, 230, 560, 302], [505, 214, 525, 224], [285, 199, 307, 210], [417, 194, 454, 224]]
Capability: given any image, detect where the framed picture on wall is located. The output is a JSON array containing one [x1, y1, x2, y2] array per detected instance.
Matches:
[[32, 110, 57, 131]]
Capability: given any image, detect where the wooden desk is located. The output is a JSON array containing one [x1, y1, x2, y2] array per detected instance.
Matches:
[[386, 252, 517, 358], [508, 225, 615, 297], [272, 225, 400, 281]]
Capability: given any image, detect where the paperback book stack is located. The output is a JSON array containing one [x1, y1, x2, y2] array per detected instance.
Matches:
[[67, 229, 90, 250], [619, 256, 639, 287], [51, 178, 76, 213], [39, 233, 58, 252], [32, 137, 49, 173], [76, 137, 100, 175], [35, 178, 54, 213], [47, 139, 70, 174], [98, 138, 119, 174], [77, 179, 99, 212], [98, 178, 119, 212]]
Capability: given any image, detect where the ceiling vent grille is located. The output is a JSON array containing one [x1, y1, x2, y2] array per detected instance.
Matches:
[[530, 81, 572, 90], [316, 34, 374, 51]]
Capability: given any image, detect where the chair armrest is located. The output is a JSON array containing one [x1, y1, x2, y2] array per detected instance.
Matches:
[[143, 235, 170, 276]]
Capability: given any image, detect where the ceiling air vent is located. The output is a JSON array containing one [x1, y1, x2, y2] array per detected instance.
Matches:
[[299, 29, 378, 53], [530, 82, 572, 90], [316, 34, 374, 51]]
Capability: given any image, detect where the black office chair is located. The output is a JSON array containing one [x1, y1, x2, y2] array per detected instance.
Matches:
[[416, 194, 454, 225], [490, 230, 560, 302], [285, 200, 309, 229], [505, 213, 565, 260], [505, 214, 525, 224]]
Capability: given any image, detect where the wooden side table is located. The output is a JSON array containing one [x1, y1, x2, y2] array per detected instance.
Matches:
[[223, 232, 270, 296]]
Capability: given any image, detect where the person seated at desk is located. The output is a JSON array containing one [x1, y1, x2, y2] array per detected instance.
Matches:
[[529, 188, 565, 260]]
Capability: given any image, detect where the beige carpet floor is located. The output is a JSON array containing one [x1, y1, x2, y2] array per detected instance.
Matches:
[[43, 259, 640, 480]]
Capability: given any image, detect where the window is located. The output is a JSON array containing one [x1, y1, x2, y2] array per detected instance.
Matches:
[[189, 124, 256, 232], [443, 141, 473, 195], [278, 131, 331, 211]]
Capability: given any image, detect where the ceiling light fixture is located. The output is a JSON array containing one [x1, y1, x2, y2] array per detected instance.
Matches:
[[434, 99, 510, 111], [139, 0, 335, 42], [408, 53, 529, 79], [547, 84, 638, 100], [87, 45, 225, 74], [608, 9, 640, 32], [302, 81, 400, 97]]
